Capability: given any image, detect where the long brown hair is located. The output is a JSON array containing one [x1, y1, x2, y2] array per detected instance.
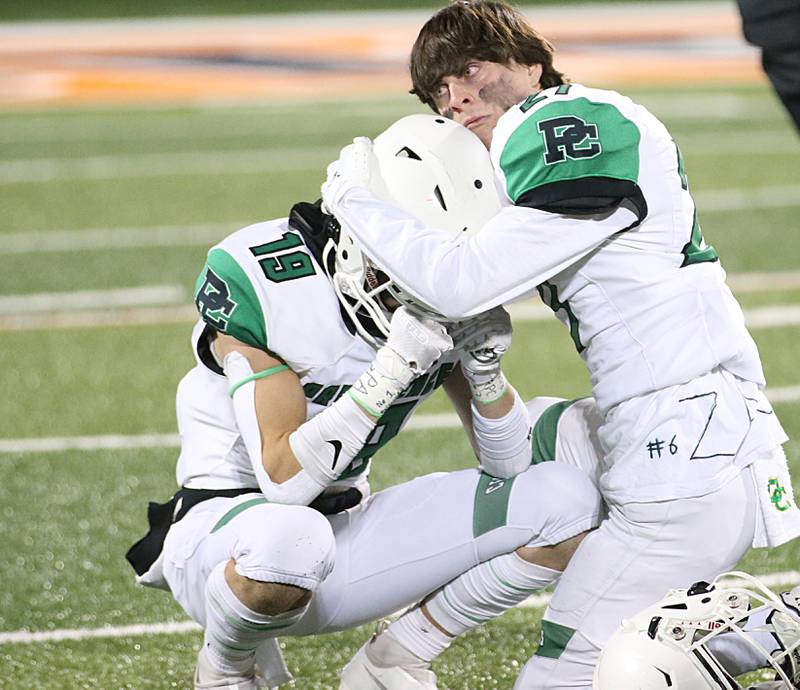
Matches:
[[410, 0, 567, 111]]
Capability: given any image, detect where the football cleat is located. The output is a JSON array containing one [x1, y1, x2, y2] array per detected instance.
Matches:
[[339, 624, 438, 690], [194, 646, 268, 690]]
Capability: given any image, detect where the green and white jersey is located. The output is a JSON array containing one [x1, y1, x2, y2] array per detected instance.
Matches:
[[490, 83, 764, 410], [175, 217, 457, 493], [331, 84, 764, 413]]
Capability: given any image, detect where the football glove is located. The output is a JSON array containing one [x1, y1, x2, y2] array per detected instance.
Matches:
[[321, 136, 387, 212], [386, 306, 453, 376], [348, 307, 453, 418], [450, 306, 512, 404]]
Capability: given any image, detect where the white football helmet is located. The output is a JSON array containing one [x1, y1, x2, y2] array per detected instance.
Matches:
[[324, 113, 501, 346], [593, 571, 800, 690]]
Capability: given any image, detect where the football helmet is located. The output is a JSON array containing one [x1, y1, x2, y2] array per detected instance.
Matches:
[[324, 113, 501, 346], [592, 571, 800, 690]]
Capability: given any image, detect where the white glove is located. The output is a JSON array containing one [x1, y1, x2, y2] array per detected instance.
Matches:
[[385, 306, 453, 378], [348, 306, 453, 418], [450, 306, 512, 404], [321, 137, 386, 212]]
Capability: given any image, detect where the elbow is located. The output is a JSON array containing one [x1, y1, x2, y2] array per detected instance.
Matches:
[[262, 451, 298, 485], [256, 451, 326, 507], [255, 473, 305, 506]]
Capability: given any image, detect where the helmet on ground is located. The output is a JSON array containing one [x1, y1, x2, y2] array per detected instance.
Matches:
[[592, 571, 800, 690], [324, 113, 500, 346]]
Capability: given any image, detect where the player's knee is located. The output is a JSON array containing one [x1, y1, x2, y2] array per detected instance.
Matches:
[[516, 530, 591, 572], [232, 504, 336, 599], [510, 462, 602, 537], [225, 560, 313, 615]]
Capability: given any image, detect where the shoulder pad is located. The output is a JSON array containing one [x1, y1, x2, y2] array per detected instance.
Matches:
[[495, 87, 643, 215], [194, 247, 267, 349]]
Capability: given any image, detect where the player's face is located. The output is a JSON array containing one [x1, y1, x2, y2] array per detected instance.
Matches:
[[365, 266, 401, 312], [431, 60, 542, 148]]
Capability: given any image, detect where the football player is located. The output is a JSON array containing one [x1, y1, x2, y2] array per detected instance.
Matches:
[[320, 1, 800, 688], [126, 114, 604, 690]]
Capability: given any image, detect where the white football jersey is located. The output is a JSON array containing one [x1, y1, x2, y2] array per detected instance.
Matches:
[[491, 83, 765, 411], [333, 84, 764, 413], [176, 215, 458, 492]]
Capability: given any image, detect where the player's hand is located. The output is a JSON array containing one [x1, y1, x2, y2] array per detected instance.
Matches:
[[386, 306, 453, 376], [321, 137, 383, 212], [450, 306, 512, 383]]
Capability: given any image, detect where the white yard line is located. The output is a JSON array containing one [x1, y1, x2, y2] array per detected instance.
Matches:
[[0, 413, 462, 454], [3, 298, 800, 333], [0, 285, 185, 314], [0, 223, 244, 254], [2, 148, 797, 187], [2, 569, 799, 645], [507, 302, 800, 330], [0, 433, 181, 454], [0, 621, 201, 645], [0, 146, 340, 184], [0, 103, 785, 147], [3, 184, 799, 256], [698, 185, 800, 212], [0, 305, 198, 331], [4, 384, 800, 456], [727, 271, 800, 293], [744, 305, 800, 329]]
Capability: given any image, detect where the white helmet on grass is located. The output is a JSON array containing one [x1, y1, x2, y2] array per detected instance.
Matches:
[[593, 571, 800, 690], [325, 113, 500, 346]]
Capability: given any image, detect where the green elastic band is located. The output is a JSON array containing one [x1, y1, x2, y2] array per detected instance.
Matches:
[[346, 389, 381, 418], [228, 364, 289, 398]]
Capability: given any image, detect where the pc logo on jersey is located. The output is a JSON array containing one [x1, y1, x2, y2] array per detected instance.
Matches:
[[537, 116, 601, 165], [195, 267, 238, 331], [768, 477, 793, 512]]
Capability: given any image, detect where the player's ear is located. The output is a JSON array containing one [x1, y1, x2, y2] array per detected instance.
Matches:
[[527, 64, 543, 88]]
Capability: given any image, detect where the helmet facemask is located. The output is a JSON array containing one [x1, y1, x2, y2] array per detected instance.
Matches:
[[322, 229, 395, 348]]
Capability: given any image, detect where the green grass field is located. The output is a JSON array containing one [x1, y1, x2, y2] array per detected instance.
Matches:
[[1, 79, 799, 688]]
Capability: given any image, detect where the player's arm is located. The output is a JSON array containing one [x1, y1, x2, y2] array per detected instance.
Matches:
[[443, 308, 533, 478], [215, 308, 452, 506], [442, 365, 478, 456], [326, 186, 634, 321], [322, 98, 645, 319], [212, 332, 311, 484]]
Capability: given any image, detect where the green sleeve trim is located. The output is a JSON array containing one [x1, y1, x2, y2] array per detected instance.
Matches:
[[228, 364, 289, 398], [195, 248, 268, 349], [500, 97, 641, 204], [531, 398, 584, 464]]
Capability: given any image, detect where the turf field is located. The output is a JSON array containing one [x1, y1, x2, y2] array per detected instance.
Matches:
[[1, 79, 800, 688]]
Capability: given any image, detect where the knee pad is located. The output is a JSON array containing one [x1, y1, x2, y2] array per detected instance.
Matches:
[[509, 463, 603, 546], [231, 504, 336, 591]]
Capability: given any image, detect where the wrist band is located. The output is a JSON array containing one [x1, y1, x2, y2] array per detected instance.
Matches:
[[468, 370, 508, 405]]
